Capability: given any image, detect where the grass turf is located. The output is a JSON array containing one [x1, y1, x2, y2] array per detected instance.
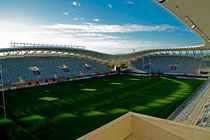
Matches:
[[39, 97, 58, 101], [0, 75, 204, 139]]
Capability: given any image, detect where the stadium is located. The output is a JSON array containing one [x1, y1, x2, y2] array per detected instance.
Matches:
[[0, 0, 210, 140]]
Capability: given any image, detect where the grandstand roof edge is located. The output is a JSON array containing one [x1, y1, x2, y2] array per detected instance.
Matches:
[[0, 45, 209, 63], [0, 46, 114, 56], [151, 0, 210, 49]]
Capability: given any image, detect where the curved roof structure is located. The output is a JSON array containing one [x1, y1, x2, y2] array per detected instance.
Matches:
[[0, 45, 114, 63], [0, 0, 209, 63], [0, 45, 208, 64], [153, 0, 210, 49]]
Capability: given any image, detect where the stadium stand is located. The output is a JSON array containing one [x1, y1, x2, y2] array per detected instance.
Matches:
[[129, 55, 210, 74], [172, 79, 210, 129], [0, 56, 109, 84]]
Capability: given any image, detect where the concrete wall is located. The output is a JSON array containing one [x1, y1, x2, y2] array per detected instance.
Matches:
[[77, 112, 210, 140], [77, 113, 132, 140]]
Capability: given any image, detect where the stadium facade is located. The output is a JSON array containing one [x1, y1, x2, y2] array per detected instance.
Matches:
[[0, 0, 210, 139]]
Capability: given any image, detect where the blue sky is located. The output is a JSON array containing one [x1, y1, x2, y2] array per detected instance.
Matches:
[[0, 0, 204, 54]]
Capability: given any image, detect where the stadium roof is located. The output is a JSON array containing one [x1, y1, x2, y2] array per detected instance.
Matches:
[[0, 45, 208, 63], [153, 0, 210, 49]]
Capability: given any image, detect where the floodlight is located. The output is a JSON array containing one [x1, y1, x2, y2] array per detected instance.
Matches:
[[191, 25, 196, 29]]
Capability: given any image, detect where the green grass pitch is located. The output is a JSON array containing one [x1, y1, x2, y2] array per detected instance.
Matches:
[[0, 75, 204, 139]]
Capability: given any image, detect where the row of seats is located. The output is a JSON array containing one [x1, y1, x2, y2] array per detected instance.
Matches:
[[0, 56, 110, 83], [195, 93, 210, 128], [130, 55, 210, 74], [173, 79, 210, 127]]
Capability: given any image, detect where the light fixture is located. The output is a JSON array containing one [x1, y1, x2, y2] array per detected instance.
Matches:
[[191, 25, 196, 29]]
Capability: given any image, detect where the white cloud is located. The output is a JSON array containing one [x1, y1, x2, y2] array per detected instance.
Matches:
[[41, 23, 177, 33], [38, 23, 182, 54], [73, 17, 85, 21], [72, 1, 77, 6], [0, 20, 190, 54], [73, 18, 79, 20], [108, 4, 112, 8], [76, 33, 119, 40], [63, 12, 69, 16], [72, 1, 80, 7], [127, 1, 134, 5], [77, 33, 105, 37], [93, 19, 100, 22]]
